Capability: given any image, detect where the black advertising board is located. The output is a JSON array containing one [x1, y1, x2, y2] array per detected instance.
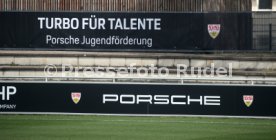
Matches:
[[0, 12, 252, 51], [0, 82, 275, 117]]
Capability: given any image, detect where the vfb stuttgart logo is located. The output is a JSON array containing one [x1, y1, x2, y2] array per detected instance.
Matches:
[[71, 92, 81, 104], [208, 24, 221, 39], [243, 95, 254, 107]]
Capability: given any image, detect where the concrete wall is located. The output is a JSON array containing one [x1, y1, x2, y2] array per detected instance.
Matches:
[[252, 0, 276, 11], [1, 51, 276, 80], [0, 0, 251, 12], [1, 55, 276, 70]]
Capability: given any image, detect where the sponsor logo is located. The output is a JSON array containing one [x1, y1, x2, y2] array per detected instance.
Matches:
[[243, 95, 254, 107], [0, 86, 17, 110], [0, 86, 17, 101], [208, 24, 221, 39], [103, 94, 220, 106], [71, 92, 81, 104]]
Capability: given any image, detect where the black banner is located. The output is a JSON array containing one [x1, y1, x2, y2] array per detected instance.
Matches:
[[0, 12, 252, 51], [0, 82, 275, 117]]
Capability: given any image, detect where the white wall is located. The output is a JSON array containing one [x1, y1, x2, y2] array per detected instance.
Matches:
[[252, 0, 276, 11]]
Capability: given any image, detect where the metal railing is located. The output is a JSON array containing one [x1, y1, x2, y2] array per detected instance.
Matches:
[[1, 76, 276, 85], [253, 12, 276, 51]]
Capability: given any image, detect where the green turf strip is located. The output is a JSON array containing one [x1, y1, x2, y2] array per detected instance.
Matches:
[[0, 115, 275, 140]]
